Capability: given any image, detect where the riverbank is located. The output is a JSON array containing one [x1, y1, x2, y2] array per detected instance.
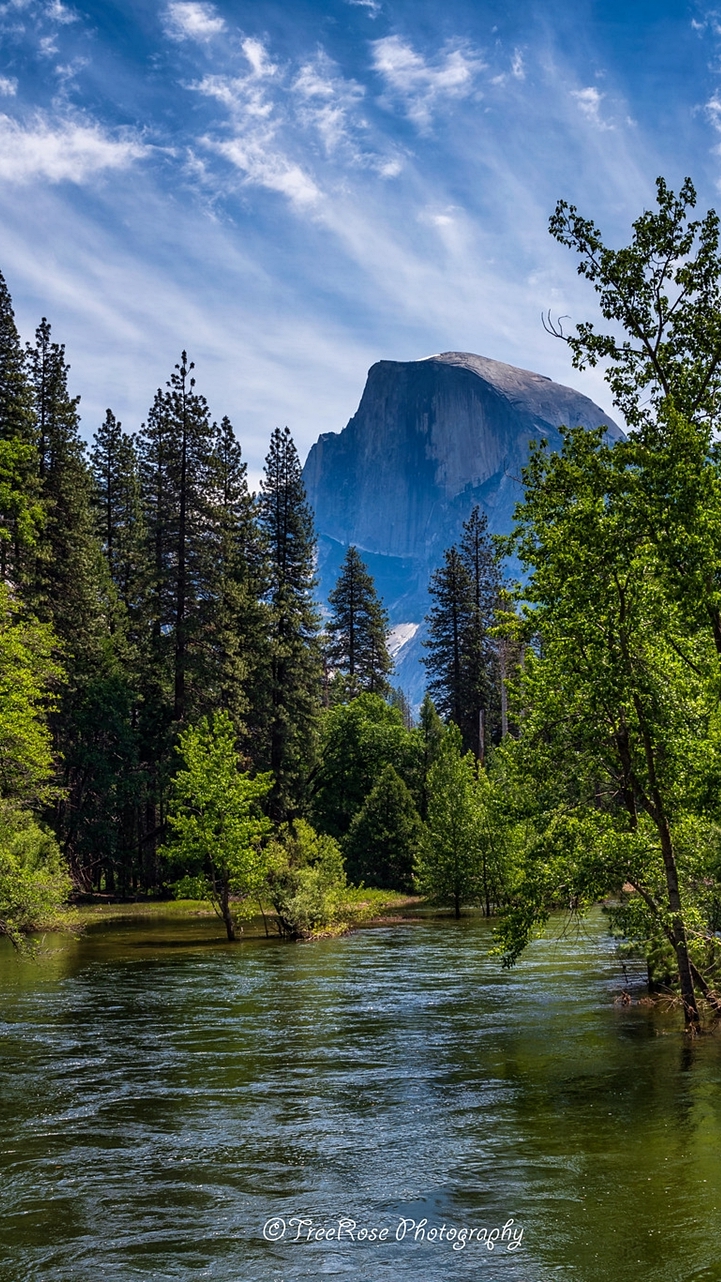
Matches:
[[69, 889, 426, 937]]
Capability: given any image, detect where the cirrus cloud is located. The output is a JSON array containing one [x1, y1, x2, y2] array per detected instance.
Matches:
[[163, 1, 225, 43], [0, 113, 146, 183], [371, 35, 485, 129]]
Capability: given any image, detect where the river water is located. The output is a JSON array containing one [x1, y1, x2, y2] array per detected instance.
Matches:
[[1, 909, 720, 1282]]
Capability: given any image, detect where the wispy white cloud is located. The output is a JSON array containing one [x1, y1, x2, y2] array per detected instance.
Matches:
[[0, 76, 17, 95], [571, 85, 610, 128], [192, 38, 321, 205], [511, 49, 525, 80], [163, 1, 225, 43], [0, 113, 146, 183], [706, 90, 721, 129], [371, 36, 485, 129], [45, 0, 77, 24], [205, 135, 320, 205], [345, 0, 381, 14], [292, 52, 366, 157]]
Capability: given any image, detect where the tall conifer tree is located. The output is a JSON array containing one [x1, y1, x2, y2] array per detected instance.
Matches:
[[138, 352, 215, 724], [258, 426, 321, 819], [199, 415, 268, 735], [91, 410, 144, 621], [25, 320, 125, 887], [423, 546, 474, 743], [326, 545, 393, 698], [458, 506, 501, 756], [0, 272, 41, 584]]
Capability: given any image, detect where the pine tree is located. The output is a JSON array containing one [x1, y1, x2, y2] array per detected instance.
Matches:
[[138, 352, 216, 724], [199, 415, 268, 735], [0, 272, 41, 583], [25, 320, 128, 889], [458, 506, 501, 757], [344, 762, 422, 891], [422, 546, 475, 746], [134, 354, 217, 885], [258, 426, 321, 819], [26, 319, 109, 662], [423, 509, 504, 756], [91, 410, 144, 620], [326, 545, 393, 698]]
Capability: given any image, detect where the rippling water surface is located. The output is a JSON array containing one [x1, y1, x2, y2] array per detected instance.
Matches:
[[1, 910, 721, 1282]]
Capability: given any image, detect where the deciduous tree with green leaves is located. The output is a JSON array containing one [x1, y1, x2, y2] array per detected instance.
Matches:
[[499, 178, 721, 1027], [415, 725, 495, 918], [160, 711, 271, 940]]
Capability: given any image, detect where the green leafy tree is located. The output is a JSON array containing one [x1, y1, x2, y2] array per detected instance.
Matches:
[[265, 819, 346, 937], [258, 427, 321, 819], [498, 422, 721, 1027], [547, 176, 721, 431], [415, 725, 487, 918], [160, 711, 271, 940], [311, 693, 418, 839], [0, 804, 70, 949], [326, 545, 393, 698], [498, 175, 721, 1027], [0, 582, 62, 807], [344, 762, 422, 891], [0, 578, 70, 948]]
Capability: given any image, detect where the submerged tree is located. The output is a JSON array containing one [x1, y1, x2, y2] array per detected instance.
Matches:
[[160, 711, 271, 940], [415, 726, 486, 918]]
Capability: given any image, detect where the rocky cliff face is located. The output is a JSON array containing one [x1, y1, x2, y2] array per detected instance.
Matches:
[[303, 351, 622, 699]]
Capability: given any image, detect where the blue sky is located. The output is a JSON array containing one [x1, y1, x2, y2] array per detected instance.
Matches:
[[0, 0, 719, 480]]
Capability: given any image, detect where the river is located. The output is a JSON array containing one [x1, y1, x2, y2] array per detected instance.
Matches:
[[1, 909, 720, 1281]]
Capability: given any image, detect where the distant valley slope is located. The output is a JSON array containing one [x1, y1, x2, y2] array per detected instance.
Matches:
[[303, 351, 622, 703]]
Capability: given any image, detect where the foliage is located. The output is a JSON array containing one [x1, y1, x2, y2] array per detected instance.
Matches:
[[311, 693, 419, 839], [0, 583, 62, 806], [548, 176, 721, 430], [415, 725, 509, 917], [160, 711, 272, 940], [344, 762, 422, 891], [264, 819, 346, 937], [0, 803, 71, 948]]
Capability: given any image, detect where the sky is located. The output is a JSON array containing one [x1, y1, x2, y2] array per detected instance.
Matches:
[[1, 0, 720, 482]]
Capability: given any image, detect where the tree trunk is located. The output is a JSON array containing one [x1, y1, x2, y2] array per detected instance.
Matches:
[[657, 818, 700, 1028], [220, 879, 236, 941], [500, 641, 508, 739]]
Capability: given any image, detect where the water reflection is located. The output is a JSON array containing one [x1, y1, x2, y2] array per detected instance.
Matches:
[[1, 910, 719, 1281]]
